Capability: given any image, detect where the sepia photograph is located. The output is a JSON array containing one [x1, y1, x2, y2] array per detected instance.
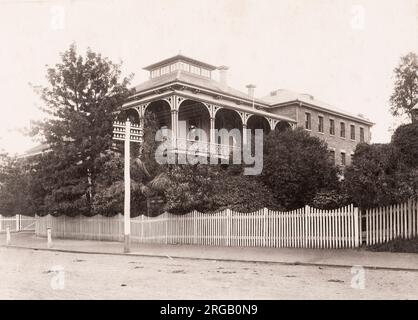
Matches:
[[0, 0, 417, 307]]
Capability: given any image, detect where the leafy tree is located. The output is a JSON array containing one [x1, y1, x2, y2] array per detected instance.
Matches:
[[262, 128, 339, 210], [0, 155, 32, 216], [211, 173, 280, 212], [164, 164, 217, 214], [92, 112, 165, 217], [389, 52, 418, 120], [344, 143, 412, 208], [30, 44, 133, 216], [163, 163, 280, 214], [391, 122, 418, 169]]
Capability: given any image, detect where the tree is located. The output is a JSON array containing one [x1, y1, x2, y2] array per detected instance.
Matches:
[[391, 122, 418, 169], [31, 44, 133, 216], [262, 128, 339, 210], [0, 155, 32, 216], [211, 173, 280, 212], [344, 143, 410, 208], [163, 164, 217, 214], [163, 163, 280, 214], [345, 121, 418, 209], [389, 52, 418, 120], [92, 112, 166, 217]]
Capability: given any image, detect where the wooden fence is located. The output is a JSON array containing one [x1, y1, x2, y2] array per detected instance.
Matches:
[[0, 214, 37, 233], [35, 205, 361, 249], [364, 199, 418, 246]]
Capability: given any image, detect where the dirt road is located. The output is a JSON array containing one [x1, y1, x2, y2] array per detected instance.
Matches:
[[0, 247, 417, 299]]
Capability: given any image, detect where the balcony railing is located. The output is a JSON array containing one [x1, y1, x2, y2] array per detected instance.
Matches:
[[174, 138, 240, 159]]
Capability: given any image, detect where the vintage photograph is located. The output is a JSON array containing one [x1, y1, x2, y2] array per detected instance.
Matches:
[[0, 0, 417, 303]]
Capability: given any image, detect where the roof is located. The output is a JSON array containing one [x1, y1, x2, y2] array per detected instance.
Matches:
[[412, 102, 418, 110], [143, 54, 218, 71], [262, 89, 374, 125], [133, 70, 267, 105]]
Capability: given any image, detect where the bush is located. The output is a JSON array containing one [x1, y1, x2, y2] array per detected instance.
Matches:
[[163, 164, 282, 214], [262, 128, 339, 210], [392, 122, 418, 169], [344, 143, 414, 208], [310, 190, 352, 210]]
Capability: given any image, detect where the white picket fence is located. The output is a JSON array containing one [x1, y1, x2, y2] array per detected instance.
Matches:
[[35, 205, 361, 249], [0, 214, 37, 233], [364, 199, 418, 245]]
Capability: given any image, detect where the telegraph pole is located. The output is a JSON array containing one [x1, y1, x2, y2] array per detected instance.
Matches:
[[123, 119, 131, 252], [113, 119, 142, 253]]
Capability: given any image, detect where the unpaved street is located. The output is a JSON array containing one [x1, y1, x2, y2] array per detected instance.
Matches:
[[0, 247, 417, 299]]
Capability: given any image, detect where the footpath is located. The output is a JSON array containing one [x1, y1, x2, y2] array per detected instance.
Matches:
[[2, 232, 418, 271]]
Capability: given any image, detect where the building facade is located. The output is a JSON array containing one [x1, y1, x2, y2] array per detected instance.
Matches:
[[121, 55, 297, 159], [263, 90, 373, 166], [123, 55, 373, 164]]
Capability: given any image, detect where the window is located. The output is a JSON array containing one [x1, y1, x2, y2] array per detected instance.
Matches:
[[329, 119, 335, 135], [190, 65, 201, 75], [305, 112, 311, 130], [201, 68, 210, 78], [329, 150, 335, 164], [341, 152, 346, 166], [151, 69, 160, 78], [170, 63, 177, 72], [350, 125, 355, 140], [360, 127, 365, 143], [318, 116, 324, 133], [179, 62, 190, 72], [160, 65, 170, 75], [340, 122, 346, 138]]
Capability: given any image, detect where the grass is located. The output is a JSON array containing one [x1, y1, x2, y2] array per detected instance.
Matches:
[[368, 237, 418, 253]]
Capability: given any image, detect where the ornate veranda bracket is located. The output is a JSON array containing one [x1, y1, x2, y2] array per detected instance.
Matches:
[[269, 118, 278, 131], [171, 95, 185, 112], [202, 103, 220, 118], [133, 103, 150, 118]]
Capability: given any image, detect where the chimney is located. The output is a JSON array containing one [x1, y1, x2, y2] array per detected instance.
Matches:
[[218, 66, 229, 87], [246, 84, 256, 98]]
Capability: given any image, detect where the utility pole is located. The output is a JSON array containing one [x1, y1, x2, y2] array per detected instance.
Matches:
[[113, 119, 143, 253]]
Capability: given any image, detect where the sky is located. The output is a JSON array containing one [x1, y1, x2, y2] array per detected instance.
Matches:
[[0, 0, 417, 154]]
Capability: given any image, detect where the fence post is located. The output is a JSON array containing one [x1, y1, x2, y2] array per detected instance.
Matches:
[[47, 228, 52, 248], [16, 214, 20, 232], [408, 199, 412, 239], [165, 213, 168, 245], [226, 209, 231, 247], [141, 214, 144, 244], [354, 207, 359, 248], [193, 211, 197, 245], [304, 205, 309, 248], [263, 208, 268, 247], [6, 227, 11, 245]]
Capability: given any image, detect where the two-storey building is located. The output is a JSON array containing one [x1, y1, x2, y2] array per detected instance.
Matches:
[[122, 54, 373, 165], [262, 89, 373, 166]]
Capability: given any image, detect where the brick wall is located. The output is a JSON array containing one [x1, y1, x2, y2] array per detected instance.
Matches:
[[271, 103, 372, 167]]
